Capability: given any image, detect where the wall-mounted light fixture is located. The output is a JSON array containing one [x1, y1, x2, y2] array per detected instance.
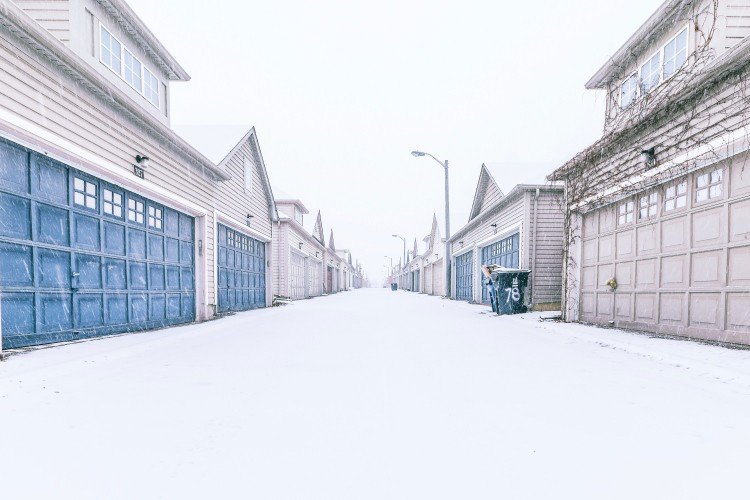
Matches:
[[298, 242, 304, 249], [459, 240, 464, 248], [316, 252, 319, 258], [246, 214, 254, 225], [641, 147, 656, 170], [135, 154, 150, 169]]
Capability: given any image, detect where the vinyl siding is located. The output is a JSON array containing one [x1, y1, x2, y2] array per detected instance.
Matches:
[[527, 190, 565, 307], [0, 26, 221, 314], [478, 180, 503, 215], [13, 0, 70, 43]]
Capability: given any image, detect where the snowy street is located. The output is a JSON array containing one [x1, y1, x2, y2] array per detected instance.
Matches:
[[2, 289, 750, 499]]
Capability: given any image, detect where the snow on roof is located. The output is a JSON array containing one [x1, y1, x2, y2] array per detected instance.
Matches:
[[174, 124, 252, 165]]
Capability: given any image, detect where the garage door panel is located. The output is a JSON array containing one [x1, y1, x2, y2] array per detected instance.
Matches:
[[39, 293, 73, 333], [583, 211, 598, 238], [104, 294, 127, 325], [1, 293, 35, 335], [730, 161, 750, 196], [0, 141, 29, 193], [660, 293, 685, 324], [691, 251, 724, 287], [689, 293, 722, 328], [103, 222, 126, 255], [76, 254, 102, 289], [615, 262, 633, 289], [75, 293, 104, 328], [0, 242, 33, 286], [127, 228, 146, 258], [727, 293, 750, 331], [37, 203, 69, 246], [614, 293, 632, 319], [130, 294, 148, 323], [150, 295, 166, 321], [616, 230, 634, 258], [596, 293, 612, 318], [635, 259, 658, 289], [662, 216, 687, 251], [661, 254, 687, 288], [692, 207, 724, 248], [580, 292, 596, 317], [599, 207, 615, 233], [582, 239, 598, 264], [636, 224, 658, 255], [0, 192, 31, 239], [635, 293, 657, 323], [597, 263, 614, 288], [728, 245, 750, 285], [729, 199, 750, 242], [38, 249, 71, 288], [33, 156, 68, 204], [598, 235, 614, 261]]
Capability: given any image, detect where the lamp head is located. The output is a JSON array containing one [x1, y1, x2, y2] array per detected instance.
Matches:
[[411, 151, 426, 157]]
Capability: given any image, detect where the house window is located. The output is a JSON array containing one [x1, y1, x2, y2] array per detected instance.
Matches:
[[696, 168, 723, 202], [663, 28, 688, 80], [73, 177, 97, 209], [640, 52, 661, 93], [294, 208, 303, 225], [618, 200, 634, 225], [664, 179, 687, 212], [103, 188, 123, 217], [128, 198, 145, 224], [148, 206, 163, 229], [100, 25, 122, 74], [123, 48, 142, 92], [244, 157, 253, 193], [639, 192, 658, 220], [620, 73, 638, 108], [143, 68, 159, 107]]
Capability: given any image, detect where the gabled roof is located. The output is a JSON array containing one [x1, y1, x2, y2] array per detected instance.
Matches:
[[214, 127, 279, 222], [424, 214, 441, 255], [95, 0, 190, 80], [275, 198, 309, 214], [412, 238, 419, 259], [468, 163, 505, 221], [312, 211, 325, 245], [328, 229, 336, 251], [585, 0, 695, 89]]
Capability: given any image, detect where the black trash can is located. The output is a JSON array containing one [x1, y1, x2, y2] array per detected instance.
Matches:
[[391, 283, 398, 291], [485, 268, 531, 315]]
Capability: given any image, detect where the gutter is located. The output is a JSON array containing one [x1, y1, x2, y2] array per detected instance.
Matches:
[[0, 0, 230, 182]]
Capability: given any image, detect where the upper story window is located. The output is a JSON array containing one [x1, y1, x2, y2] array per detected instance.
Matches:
[[640, 52, 660, 93], [244, 157, 253, 193], [619, 27, 689, 109], [123, 48, 142, 92], [99, 23, 160, 109], [143, 68, 159, 107], [663, 28, 688, 80], [620, 73, 638, 108], [100, 25, 122, 74], [664, 179, 687, 212], [294, 208, 303, 225], [696, 168, 723, 202]]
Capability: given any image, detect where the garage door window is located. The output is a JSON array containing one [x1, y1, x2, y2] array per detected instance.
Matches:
[[639, 192, 658, 220], [128, 198, 145, 224], [73, 177, 97, 210], [664, 179, 687, 212], [148, 206, 163, 230], [618, 200, 634, 225], [103, 188, 123, 218], [696, 168, 723, 203]]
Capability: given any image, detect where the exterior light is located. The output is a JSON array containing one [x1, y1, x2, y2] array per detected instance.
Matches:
[[135, 155, 150, 169], [641, 147, 656, 169], [411, 151, 426, 157], [298, 242, 303, 249]]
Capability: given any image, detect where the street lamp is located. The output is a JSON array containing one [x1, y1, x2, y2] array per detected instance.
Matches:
[[392, 234, 406, 265], [411, 150, 451, 297]]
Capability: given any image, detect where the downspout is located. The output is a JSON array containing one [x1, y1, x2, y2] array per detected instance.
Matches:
[[531, 188, 540, 308]]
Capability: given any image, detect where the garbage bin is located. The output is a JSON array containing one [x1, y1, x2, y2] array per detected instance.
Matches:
[[483, 266, 531, 315], [391, 283, 398, 291]]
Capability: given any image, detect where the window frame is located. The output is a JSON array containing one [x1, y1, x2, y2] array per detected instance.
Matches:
[[620, 73, 638, 109], [617, 199, 635, 226], [694, 167, 724, 204], [617, 24, 690, 109], [664, 178, 688, 213], [73, 176, 98, 212], [98, 21, 161, 110], [638, 191, 659, 221], [243, 157, 253, 194], [123, 46, 143, 93], [639, 50, 661, 94], [127, 196, 146, 225], [102, 187, 124, 219]]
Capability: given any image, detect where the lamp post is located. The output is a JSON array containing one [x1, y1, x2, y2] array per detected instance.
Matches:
[[392, 234, 406, 266], [411, 150, 451, 297]]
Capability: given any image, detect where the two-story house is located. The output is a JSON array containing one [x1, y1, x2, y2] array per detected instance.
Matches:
[[549, 0, 750, 344], [0, 0, 278, 352]]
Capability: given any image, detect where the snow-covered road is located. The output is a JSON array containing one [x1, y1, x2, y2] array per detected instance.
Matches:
[[2, 289, 750, 499]]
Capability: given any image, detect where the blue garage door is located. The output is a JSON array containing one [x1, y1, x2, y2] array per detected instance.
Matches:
[[455, 251, 473, 301], [481, 233, 520, 303], [0, 139, 195, 349], [217, 224, 266, 312]]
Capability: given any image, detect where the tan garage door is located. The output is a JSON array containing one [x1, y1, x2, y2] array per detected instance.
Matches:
[[290, 251, 306, 300], [424, 264, 433, 295], [578, 161, 750, 343]]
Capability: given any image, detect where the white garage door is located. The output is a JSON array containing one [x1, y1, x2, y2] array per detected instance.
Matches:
[[433, 260, 443, 296], [424, 264, 433, 295], [578, 162, 750, 343], [309, 261, 322, 297], [290, 251, 306, 300]]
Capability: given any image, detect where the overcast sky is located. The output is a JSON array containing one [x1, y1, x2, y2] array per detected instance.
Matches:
[[129, 0, 660, 283]]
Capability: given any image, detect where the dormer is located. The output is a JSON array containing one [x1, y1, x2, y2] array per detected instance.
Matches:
[[588, 0, 750, 133], [276, 199, 309, 226], [13, 0, 189, 126]]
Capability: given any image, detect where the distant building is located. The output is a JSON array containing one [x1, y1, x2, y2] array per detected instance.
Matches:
[[449, 165, 564, 310]]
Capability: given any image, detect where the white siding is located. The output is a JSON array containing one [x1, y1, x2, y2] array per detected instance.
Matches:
[[13, 0, 70, 43]]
